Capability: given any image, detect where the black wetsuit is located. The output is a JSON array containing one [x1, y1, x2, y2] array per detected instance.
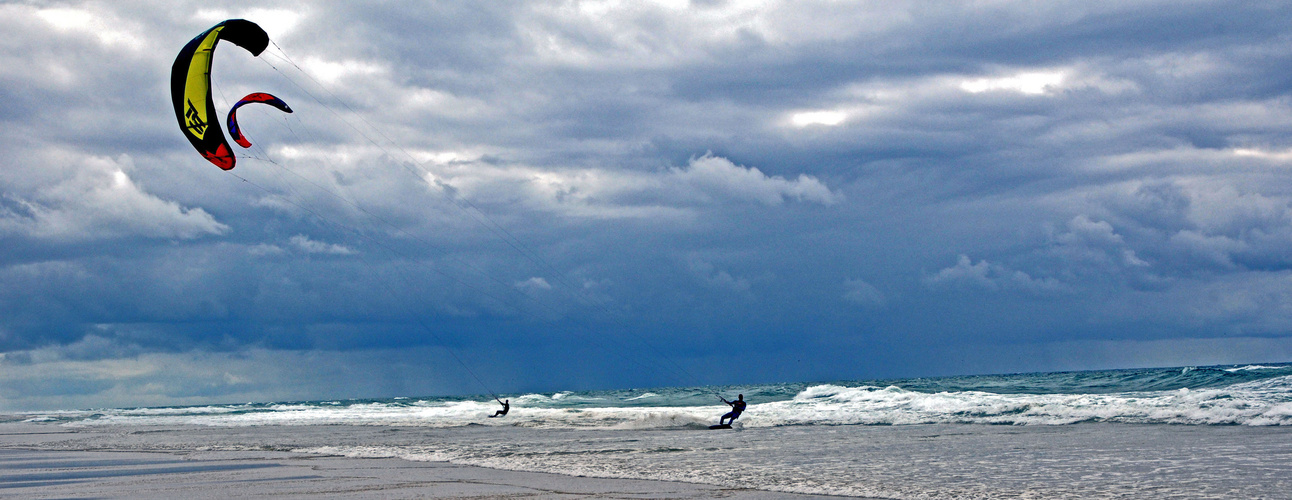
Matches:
[[720, 399, 746, 425], [491, 401, 509, 417]]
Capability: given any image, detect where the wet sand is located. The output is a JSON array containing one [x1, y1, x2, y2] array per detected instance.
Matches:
[[0, 422, 850, 499], [9, 419, 1290, 498]]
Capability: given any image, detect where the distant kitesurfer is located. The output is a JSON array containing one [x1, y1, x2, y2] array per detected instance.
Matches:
[[490, 398, 509, 418], [719, 394, 746, 425]]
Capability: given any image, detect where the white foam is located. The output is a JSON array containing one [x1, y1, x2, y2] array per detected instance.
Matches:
[[32, 374, 1292, 429], [751, 376, 1292, 427], [1223, 364, 1287, 372]]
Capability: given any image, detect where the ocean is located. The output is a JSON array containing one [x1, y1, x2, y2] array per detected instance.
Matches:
[[12, 363, 1292, 498]]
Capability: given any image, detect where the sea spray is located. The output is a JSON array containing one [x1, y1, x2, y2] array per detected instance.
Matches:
[[25, 363, 1292, 428]]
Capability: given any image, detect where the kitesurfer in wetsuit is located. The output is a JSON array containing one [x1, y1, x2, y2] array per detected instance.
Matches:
[[490, 398, 509, 418], [719, 394, 746, 425]]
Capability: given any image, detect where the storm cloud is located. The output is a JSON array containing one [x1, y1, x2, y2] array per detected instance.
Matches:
[[3, 0, 1292, 410]]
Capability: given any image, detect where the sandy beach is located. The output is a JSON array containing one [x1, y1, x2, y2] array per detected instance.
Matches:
[[4, 416, 1291, 498], [0, 449, 844, 499], [0, 422, 849, 499]]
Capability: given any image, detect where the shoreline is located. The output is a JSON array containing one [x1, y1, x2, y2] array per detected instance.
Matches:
[[0, 422, 855, 499], [5, 420, 1290, 498]]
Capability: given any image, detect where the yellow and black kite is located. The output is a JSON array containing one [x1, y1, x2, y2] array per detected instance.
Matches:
[[170, 19, 269, 170]]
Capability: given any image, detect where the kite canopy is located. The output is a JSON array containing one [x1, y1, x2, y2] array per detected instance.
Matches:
[[227, 93, 292, 149], [170, 19, 269, 170]]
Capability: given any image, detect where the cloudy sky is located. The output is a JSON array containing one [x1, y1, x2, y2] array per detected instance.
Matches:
[[4, 0, 1292, 410]]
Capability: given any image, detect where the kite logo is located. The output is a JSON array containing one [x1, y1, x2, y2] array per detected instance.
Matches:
[[184, 99, 208, 137]]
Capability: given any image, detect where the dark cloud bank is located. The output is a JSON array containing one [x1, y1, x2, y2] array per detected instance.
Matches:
[[2, 0, 1292, 410]]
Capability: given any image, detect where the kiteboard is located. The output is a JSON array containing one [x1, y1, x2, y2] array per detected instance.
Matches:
[[709, 424, 732, 430]]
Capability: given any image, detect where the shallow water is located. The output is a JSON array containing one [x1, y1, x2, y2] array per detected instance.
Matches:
[[9, 363, 1292, 498], [22, 363, 1292, 428], [300, 424, 1292, 498]]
